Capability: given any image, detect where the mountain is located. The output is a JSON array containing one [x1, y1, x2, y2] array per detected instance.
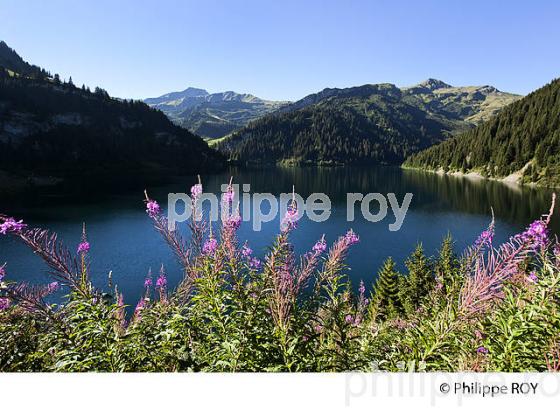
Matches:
[[218, 80, 519, 166], [0, 41, 224, 194], [0, 41, 47, 79], [144, 88, 288, 139], [402, 78, 520, 127], [404, 78, 560, 187]]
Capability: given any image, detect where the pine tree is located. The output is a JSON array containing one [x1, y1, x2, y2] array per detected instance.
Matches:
[[434, 234, 459, 292], [372, 257, 403, 319], [401, 243, 434, 314]]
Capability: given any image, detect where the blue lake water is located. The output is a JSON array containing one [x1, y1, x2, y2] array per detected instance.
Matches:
[[1, 166, 558, 306]]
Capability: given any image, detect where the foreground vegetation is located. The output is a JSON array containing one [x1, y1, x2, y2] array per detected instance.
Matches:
[[1, 182, 559, 372]]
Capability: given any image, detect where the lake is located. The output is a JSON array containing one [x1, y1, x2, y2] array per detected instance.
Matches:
[[1, 166, 558, 306]]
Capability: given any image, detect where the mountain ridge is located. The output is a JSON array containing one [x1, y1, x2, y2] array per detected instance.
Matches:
[[144, 88, 289, 139], [218, 79, 520, 166]]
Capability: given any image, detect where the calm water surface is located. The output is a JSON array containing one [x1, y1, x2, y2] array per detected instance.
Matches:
[[1, 167, 558, 305]]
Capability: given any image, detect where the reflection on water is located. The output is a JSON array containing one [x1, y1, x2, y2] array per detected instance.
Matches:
[[1, 166, 558, 306]]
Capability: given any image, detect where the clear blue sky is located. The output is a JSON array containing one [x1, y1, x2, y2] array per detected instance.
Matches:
[[1, 0, 559, 101]]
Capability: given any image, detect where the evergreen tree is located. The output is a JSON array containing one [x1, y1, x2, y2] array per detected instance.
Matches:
[[401, 243, 434, 314], [434, 234, 460, 292], [372, 257, 403, 319]]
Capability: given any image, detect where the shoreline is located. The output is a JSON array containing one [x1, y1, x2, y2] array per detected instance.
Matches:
[[401, 165, 559, 190]]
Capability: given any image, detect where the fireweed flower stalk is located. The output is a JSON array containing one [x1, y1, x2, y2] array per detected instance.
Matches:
[[263, 192, 299, 325], [0, 264, 8, 310], [144, 191, 189, 266], [156, 265, 168, 302], [262, 187, 307, 334], [293, 235, 327, 295], [0, 263, 6, 282], [461, 215, 495, 274], [112, 289, 127, 332], [0, 215, 90, 297], [264, 212, 330, 331], [264, 231, 297, 331], [189, 175, 205, 254], [281, 187, 299, 233], [241, 243, 262, 270], [4, 281, 60, 316], [353, 280, 369, 325], [459, 194, 556, 317], [144, 191, 195, 299], [311, 230, 362, 371], [78, 223, 90, 289], [320, 230, 360, 285]]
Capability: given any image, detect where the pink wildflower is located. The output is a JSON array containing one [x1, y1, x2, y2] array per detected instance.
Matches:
[[190, 183, 203, 200], [0, 298, 10, 310], [223, 190, 234, 205], [77, 241, 90, 254], [224, 214, 242, 231], [345, 230, 359, 245], [46, 282, 59, 293], [156, 273, 167, 289], [249, 257, 262, 270], [146, 200, 161, 218], [477, 346, 489, 354], [281, 205, 298, 232], [474, 230, 494, 248], [134, 298, 145, 318], [202, 237, 218, 255], [312, 236, 327, 254], [241, 243, 253, 258], [0, 218, 27, 235], [527, 271, 538, 283], [516, 220, 549, 249], [358, 280, 366, 297]]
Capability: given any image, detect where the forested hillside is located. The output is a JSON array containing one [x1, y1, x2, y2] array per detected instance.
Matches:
[[405, 78, 560, 187], [219, 81, 518, 165], [0, 41, 224, 194]]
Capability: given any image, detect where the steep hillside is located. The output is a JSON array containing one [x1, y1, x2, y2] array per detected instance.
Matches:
[[405, 78, 560, 187], [0, 41, 225, 194], [218, 80, 519, 166]]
